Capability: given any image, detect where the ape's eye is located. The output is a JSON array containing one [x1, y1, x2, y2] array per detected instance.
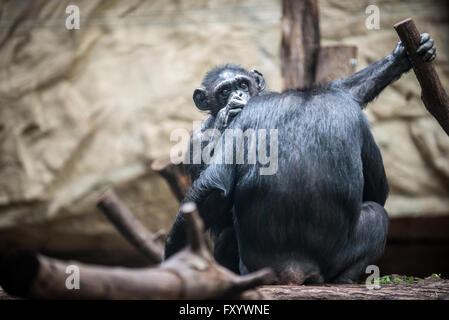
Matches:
[[221, 89, 229, 96], [240, 82, 248, 90]]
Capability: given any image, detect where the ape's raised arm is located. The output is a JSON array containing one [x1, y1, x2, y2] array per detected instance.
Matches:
[[340, 33, 436, 107]]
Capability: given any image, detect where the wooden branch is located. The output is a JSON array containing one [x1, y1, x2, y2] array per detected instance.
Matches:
[[0, 251, 182, 299], [182, 202, 208, 253], [258, 277, 449, 300], [315, 45, 357, 84], [151, 157, 192, 202], [281, 0, 320, 90], [394, 18, 449, 136], [160, 202, 275, 299], [97, 189, 164, 265], [1, 251, 446, 300], [0, 203, 274, 300]]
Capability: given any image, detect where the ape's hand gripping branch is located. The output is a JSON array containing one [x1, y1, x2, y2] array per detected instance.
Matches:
[[394, 18, 449, 136]]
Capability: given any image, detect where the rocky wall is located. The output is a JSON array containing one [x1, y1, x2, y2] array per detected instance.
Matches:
[[0, 0, 448, 263]]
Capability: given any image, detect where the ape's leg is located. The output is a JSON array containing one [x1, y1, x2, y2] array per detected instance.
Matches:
[[330, 201, 388, 284], [328, 100, 390, 284], [213, 223, 240, 273], [239, 259, 249, 275]]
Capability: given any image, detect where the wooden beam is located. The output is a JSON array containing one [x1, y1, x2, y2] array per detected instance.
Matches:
[[281, 0, 320, 90], [315, 45, 357, 84]]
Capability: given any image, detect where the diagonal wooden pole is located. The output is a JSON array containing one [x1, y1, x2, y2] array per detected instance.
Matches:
[[97, 190, 164, 264], [394, 18, 449, 136]]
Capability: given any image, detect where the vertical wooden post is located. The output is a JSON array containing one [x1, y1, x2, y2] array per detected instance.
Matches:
[[281, 0, 320, 90], [315, 45, 358, 84]]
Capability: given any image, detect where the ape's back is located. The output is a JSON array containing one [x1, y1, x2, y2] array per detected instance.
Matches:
[[229, 87, 369, 281]]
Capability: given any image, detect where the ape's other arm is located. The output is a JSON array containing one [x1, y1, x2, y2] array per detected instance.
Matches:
[[164, 190, 230, 259], [187, 116, 216, 181], [341, 33, 436, 106], [165, 164, 235, 260]]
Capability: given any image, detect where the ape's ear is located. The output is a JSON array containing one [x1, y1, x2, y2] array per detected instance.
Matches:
[[250, 69, 266, 91], [193, 88, 209, 111]]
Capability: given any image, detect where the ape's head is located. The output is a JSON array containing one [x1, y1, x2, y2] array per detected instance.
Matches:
[[193, 64, 266, 116]]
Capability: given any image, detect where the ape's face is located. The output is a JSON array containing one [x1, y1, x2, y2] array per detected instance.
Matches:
[[193, 66, 265, 116], [213, 71, 254, 110]]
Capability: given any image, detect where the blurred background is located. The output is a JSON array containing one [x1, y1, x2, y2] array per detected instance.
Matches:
[[0, 0, 448, 277]]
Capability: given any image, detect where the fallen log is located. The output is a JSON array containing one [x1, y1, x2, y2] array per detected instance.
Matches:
[[0, 251, 182, 299], [0, 203, 274, 300], [97, 189, 164, 264], [2, 274, 447, 300]]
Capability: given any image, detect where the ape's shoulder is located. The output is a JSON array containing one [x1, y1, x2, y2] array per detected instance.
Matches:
[[248, 82, 342, 106]]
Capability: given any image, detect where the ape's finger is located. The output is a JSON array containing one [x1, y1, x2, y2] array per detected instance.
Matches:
[[423, 46, 436, 61], [419, 33, 430, 44], [417, 38, 434, 54], [228, 108, 243, 116]]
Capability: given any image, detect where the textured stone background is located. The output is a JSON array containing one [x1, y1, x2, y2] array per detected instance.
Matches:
[[0, 0, 448, 264]]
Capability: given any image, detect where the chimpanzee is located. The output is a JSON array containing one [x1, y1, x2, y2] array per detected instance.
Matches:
[[183, 64, 266, 272], [166, 34, 437, 284], [187, 64, 266, 180]]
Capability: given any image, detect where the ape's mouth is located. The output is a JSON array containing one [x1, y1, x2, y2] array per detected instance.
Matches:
[[228, 94, 248, 109], [229, 102, 246, 111]]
